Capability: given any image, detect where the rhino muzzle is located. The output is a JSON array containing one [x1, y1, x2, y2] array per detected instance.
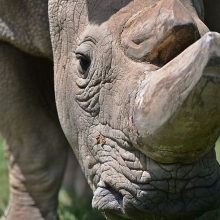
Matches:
[[91, 2, 220, 220], [120, 0, 220, 164], [92, 3, 220, 220]]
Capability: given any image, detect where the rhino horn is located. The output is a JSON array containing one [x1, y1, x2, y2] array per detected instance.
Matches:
[[134, 32, 220, 164]]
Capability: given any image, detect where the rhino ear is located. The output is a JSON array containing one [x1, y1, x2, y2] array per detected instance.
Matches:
[[203, 0, 220, 33]]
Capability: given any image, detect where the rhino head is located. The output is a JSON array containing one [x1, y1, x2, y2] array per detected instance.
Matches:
[[49, 0, 220, 219]]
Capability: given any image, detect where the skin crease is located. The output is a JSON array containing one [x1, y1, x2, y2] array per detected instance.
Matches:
[[0, 0, 220, 220]]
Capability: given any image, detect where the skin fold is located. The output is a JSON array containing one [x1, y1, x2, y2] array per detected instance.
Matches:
[[0, 0, 220, 220]]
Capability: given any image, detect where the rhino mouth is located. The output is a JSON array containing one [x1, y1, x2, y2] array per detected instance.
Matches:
[[92, 149, 220, 220], [91, 130, 220, 220]]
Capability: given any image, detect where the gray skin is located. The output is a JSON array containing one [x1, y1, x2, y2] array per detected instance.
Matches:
[[0, 0, 220, 220]]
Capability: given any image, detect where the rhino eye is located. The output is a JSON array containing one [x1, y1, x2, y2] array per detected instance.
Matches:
[[76, 53, 91, 75]]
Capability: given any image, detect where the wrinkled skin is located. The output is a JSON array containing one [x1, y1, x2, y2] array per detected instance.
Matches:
[[0, 0, 220, 220]]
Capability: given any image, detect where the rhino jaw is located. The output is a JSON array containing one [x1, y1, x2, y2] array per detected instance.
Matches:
[[133, 32, 220, 164]]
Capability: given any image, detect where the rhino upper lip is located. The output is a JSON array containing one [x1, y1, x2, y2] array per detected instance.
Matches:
[[93, 173, 220, 219], [92, 183, 125, 216]]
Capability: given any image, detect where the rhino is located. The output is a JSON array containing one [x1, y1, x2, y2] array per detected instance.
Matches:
[[0, 0, 220, 219]]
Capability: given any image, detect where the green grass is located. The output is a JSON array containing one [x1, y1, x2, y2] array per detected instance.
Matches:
[[58, 189, 104, 220], [0, 138, 9, 215], [1, 138, 220, 219], [215, 139, 220, 162]]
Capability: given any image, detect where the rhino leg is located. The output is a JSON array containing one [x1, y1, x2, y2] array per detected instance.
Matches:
[[0, 42, 68, 220]]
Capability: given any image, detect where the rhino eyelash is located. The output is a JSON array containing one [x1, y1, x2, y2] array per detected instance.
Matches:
[[74, 43, 93, 59]]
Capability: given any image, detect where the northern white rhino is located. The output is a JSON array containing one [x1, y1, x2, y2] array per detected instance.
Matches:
[[0, 0, 220, 219]]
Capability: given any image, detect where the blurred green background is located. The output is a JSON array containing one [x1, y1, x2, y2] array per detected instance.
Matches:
[[1, 137, 220, 220], [0, 137, 104, 220]]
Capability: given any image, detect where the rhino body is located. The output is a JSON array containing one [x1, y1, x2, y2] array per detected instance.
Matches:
[[0, 0, 220, 220]]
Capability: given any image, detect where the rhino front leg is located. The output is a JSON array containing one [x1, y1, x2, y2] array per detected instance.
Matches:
[[0, 42, 68, 220]]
